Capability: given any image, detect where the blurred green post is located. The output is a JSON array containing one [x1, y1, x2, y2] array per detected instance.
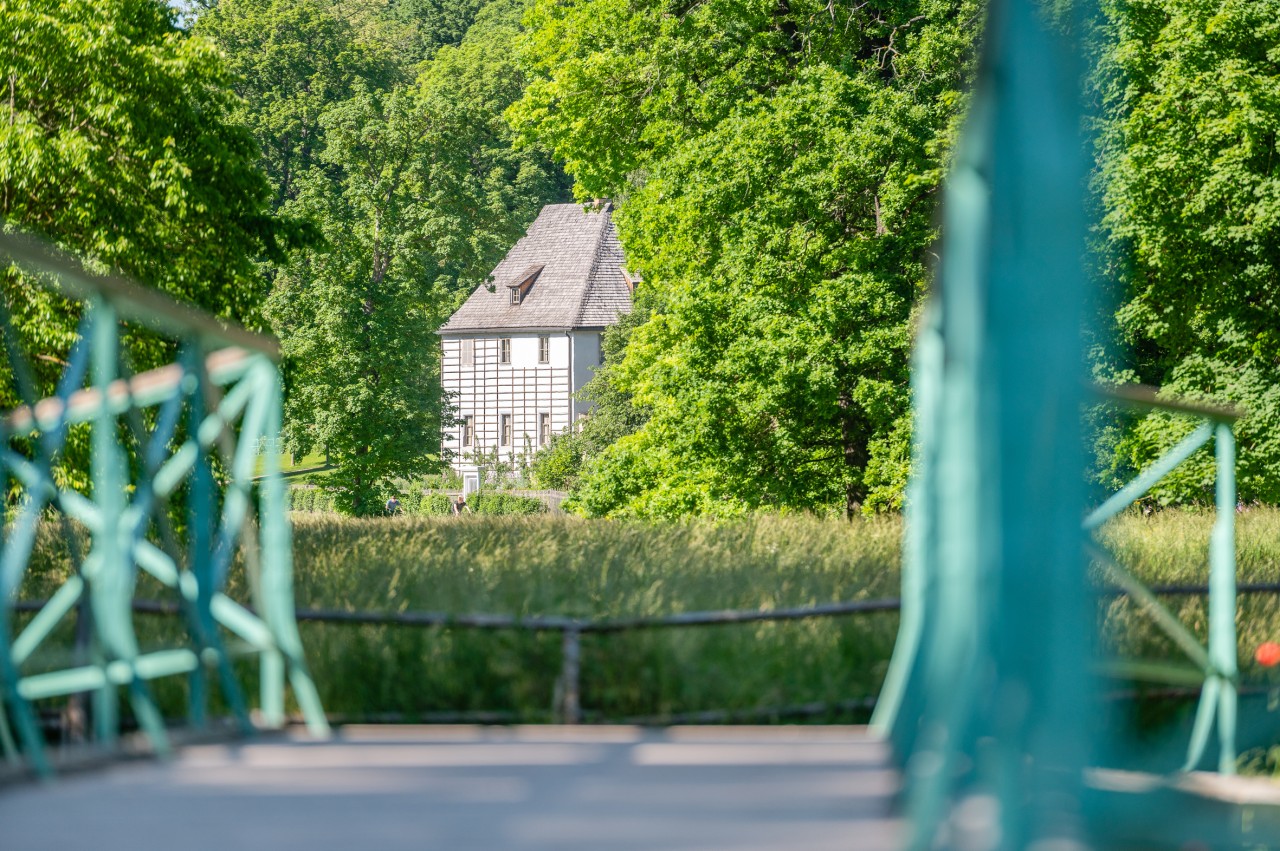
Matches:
[[875, 0, 1093, 846]]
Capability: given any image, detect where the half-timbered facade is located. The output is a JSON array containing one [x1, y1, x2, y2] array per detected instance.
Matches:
[[438, 203, 632, 490]]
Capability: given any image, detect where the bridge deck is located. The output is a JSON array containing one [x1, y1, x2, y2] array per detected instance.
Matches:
[[0, 725, 901, 851]]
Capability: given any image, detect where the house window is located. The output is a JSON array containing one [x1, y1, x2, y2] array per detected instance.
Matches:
[[462, 415, 473, 447], [461, 339, 474, 367], [500, 414, 512, 446], [499, 338, 511, 365], [510, 288, 521, 305], [539, 412, 550, 446], [538, 335, 550, 364]]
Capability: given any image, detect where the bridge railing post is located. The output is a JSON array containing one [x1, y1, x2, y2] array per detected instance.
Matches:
[[0, 232, 328, 775]]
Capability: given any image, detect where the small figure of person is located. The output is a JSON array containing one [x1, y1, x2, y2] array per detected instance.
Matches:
[[452, 495, 467, 516], [385, 496, 402, 516]]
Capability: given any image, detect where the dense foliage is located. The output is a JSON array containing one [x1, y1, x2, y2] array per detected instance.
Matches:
[[517, 0, 1280, 515], [197, 0, 568, 512], [0, 0, 293, 365], [512, 0, 981, 517], [5, 0, 1278, 515], [0, 0, 302, 489], [1092, 0, 1280, 504]]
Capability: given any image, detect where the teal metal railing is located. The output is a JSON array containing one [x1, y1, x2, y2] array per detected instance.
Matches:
[[869, 0, 1252, 845], [1086, 386, 1241, 775], [0, 232, 327, 777]]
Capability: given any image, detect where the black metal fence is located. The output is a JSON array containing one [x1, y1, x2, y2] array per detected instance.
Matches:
[[16, 580, 1280, 725]]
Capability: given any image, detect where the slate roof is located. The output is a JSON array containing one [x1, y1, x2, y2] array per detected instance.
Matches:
[[438, 203, 632, 334]]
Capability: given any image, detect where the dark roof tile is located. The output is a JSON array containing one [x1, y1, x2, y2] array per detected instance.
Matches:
[[438, 204, 632, 333]]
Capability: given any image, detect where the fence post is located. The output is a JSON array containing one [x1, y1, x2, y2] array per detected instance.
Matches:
[[558, 626, 581, 724]]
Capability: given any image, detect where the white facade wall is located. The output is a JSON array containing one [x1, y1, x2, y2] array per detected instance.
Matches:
[[440, 331, 603, 483]]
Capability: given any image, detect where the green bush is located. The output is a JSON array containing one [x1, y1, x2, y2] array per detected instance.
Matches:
[[531, 432, 584, 490], [468, 491, 544, 515], [410, 493, 454, 516], [289, 487, 341, 513]]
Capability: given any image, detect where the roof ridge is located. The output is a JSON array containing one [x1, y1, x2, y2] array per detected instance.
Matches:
[[438, 202, 628, 334], [572, 209, 614, 328]]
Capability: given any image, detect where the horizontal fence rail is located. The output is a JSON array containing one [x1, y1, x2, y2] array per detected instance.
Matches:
[[23, 581, 1277, 623], [16, 580, 1278, 725]]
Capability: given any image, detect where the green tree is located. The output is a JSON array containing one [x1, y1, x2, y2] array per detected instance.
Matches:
[[0, 0, 300, 494], [387, 0, 490, 62], [512, 0, 979, 517], [0, 0, 294, 319], [1092, 0, 1280, 503], [0, 0, 296, 388], [195, 0, 396, 209], [268, 86, 453, 513], [418, 0, 572, 268], [268, 0, 568, 513]]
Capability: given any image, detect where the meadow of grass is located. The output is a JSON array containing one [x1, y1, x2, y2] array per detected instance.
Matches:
[[1096, 508, 1280, 677], [285, 513, 903, 721], [15, 507, 1280, 730], [253, 450, 328, 478]]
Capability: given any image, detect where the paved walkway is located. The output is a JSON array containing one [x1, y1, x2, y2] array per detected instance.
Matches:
[[0, 725, 901, 851]]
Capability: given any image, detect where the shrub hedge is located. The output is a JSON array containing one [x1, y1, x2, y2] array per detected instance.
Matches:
[[289, 487, 543, 516]]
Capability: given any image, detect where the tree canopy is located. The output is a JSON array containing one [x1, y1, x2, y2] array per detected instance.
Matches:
[[200, 0, 569, 511], [0, 0, 294, 323], [1092, 0, 1280, 504], [194, 0, 397, 210], [0, 0, 300, 420], [518, 0, 1280, 515], [7, 0, 1278, 515], [512, 0, 980, 517], [0, 0, 310, 493]]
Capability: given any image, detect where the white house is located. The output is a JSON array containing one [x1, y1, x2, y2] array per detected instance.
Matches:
[[437, 202, 633, 491]]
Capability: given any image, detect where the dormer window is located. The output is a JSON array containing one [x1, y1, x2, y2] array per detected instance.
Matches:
[[507, 264, 544, 306]]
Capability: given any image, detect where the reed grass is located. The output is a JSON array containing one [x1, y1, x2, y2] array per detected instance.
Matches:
[[1096, 508, 1280, 674], [285, 513, 902, 720], [14, 507, 1280, 726]]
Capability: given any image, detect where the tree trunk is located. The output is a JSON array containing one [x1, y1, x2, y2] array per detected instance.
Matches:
[[838, 391, 868, 520]]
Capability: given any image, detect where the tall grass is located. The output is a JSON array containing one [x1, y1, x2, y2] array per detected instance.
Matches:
[[1096, 508, 1280, 673], [278, 507, 1280, 721], [285, 513, 902, 720], [14, 508, 1280, 727]]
